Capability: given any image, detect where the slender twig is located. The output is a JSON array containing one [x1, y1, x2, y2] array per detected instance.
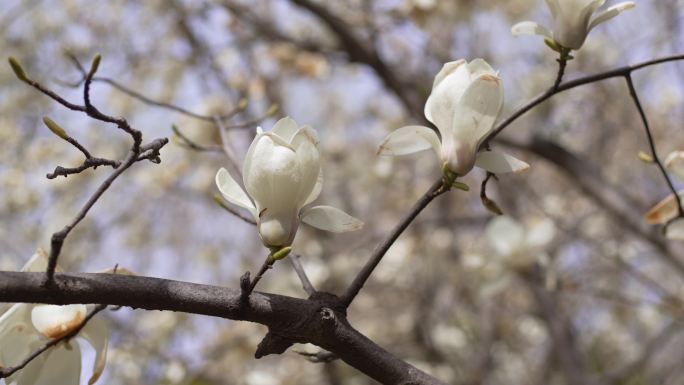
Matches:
[[553, 49, 571, 90], [340, 179, 448, 307], [47, 157, 121, 179], [479, 172, 502, 215], [625, 73, 684, 218], [554, 58, 567, 90], [47, 150, 139, 280], [0, 304, 107, 379], [289, 254, 316, 295], [9, 57, 170, 281], [241, 255, 276, 300], [172, 125, 224, 153], [94, 76, 246, 122], [481, 53, 684, 148]]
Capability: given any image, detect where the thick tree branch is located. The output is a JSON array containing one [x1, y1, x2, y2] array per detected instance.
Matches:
[[0, 271, 447, 385]]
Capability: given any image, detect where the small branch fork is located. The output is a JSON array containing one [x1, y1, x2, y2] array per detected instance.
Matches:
[[481, 53, 684, 148], [9, 56, 169, 282], [625, 74, 684, 219], [0, 304, 107, 380]]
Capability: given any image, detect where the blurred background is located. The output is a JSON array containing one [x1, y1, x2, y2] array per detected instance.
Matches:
[[2, 0, 684, 384]]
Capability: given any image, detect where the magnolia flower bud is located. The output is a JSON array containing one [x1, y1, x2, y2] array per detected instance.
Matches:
[[216, 117, 363, 249], [378, 59, 529, 177], [512, 0, 636, 50]]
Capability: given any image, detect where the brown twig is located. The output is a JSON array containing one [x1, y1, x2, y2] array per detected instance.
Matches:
[[481, 53, 684, 148], [340, 179, 448, 307], [625, 73, 684, 218], [47, 157, 121, 179], [9, 57, 168, 281], [240, 255, 276, 301]]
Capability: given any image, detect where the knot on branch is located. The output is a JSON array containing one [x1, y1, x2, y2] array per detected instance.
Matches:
[[319, 307, 336, 324], [308, 291, 346, 316]]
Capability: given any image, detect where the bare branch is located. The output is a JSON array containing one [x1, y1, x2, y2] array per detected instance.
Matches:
[[341, 179, 448, 307], [481, 53, 684, 148], [0, 271, 448, 385], [625, 73, 684, 218]]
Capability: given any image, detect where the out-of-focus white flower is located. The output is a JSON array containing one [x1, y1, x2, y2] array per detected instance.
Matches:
[[473, 216, 556, 299], [216, 117, 363, 249], [378, 59, 529, 177], [645, 151, 684, 240], [0, 249, 108, 385], [486, 216, 556, 268], [512, 0, 636, 50]]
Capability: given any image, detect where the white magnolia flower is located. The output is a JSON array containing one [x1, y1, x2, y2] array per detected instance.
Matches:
[[216, 117, 363, 248], [645, 151, 684, 240], [512, 0, 636, 50], [0, 249, 108, 385], [377, 59, 529, 177]]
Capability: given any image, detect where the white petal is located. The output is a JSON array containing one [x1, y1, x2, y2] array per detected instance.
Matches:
[[215, 168, 256, 217], [31, 304, 87, 339], [21, 248, 51, 272], [442, 72, 503, 175], [301, 205, 364, 233], [645, 191, 684, 225], [475, 151, 530, 174], [525, 218, 556, 250], [467, 58, 498, 79], [511, 21, 552, 39], [553, 0, 604, 49], [424, 61, 471, 130], [431, 59, 466, 90], [377, 125, 441, 157], [486, 216, 525, 257], [290, 125, 321, 208], [545, 0, 559, 18], [0, 304, 36, 370], [271, 116, 299, 143], [242, 131, 294, 190], [303, 170, 323, 206], [665, 218, 684, 241], [19, 343, 82, 385], [588, 1, 635, 31], [452, 72, 503, 144], [244, 134, 300, 215], [80, 318, 108, 385], [665, 151, 684, 181]]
